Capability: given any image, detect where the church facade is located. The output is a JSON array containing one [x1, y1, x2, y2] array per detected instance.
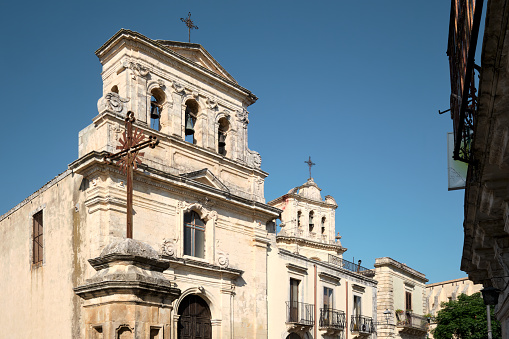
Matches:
[[0, 29, 279, 338], [0, 29, 431, 339]]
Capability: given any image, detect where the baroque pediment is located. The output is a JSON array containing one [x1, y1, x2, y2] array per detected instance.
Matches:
[[156, 40, 237, 83], [180, 168, 229, 192]]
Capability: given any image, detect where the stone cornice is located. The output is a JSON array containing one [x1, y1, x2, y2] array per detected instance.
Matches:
[[286, 263, 308, 275], [426, 277, 472, 287], [89, 111, 270, 177], [163, 256, 243, 280], [278, 249, 377, 285], [276, 235, 346, 254], [374, 257, 428, 283], [318, 272, 341, 285], [69, 152, 281, 220], [268, 193, 337, 209], [95, 29, 257, 106]]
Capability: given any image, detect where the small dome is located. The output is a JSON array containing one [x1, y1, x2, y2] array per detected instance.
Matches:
[[100, 238, 159, 260], [297, 178, 322, 201]]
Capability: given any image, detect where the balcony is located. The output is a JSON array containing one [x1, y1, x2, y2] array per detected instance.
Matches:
[[286, 301, 314, 333], [396, 311, 428, 336], [328, 254, 375, 277], [350, 315, 375, 336], [319, 308, 346, 336]]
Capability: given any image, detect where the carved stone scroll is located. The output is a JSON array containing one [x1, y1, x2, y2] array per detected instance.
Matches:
[[98, 92, 130, 114]]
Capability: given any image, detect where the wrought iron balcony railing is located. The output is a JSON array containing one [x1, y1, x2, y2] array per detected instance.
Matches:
[[328, 254, 375, 277], [447, 0, 484, 163], [319, 308, 346, 330], [350, 315, 375, 333], [396, 312, 428, 332], [286, 301, 315, 326]]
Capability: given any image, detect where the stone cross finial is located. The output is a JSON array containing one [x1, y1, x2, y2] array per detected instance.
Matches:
[[304, 156, 315, 179]]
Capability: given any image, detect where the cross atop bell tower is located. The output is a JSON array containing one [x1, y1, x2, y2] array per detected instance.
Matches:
[[304, 156, 315, 179]]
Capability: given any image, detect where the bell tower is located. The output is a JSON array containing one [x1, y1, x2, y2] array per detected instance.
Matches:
[[78, 29, 266, 202], [268, 177, 346, 261]]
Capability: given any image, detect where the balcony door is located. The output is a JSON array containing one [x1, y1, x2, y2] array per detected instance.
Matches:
[[323, 287, 333, 324], [290, 278, 300, 322]]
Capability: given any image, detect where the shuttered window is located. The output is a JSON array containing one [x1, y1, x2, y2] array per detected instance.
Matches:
[[32, 211, 43, 264], [405, 291, 412, 311]]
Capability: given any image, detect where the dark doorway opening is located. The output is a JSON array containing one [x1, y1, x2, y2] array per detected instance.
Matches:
[[178, 295, 212, 339]]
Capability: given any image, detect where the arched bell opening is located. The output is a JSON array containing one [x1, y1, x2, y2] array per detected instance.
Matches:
[[217, 117, 229, 156], [150, 88, 165, 131], [184, 99, 199, 144], [308, 211, 315, 233], [321, 216, 326, 234], [177, 294, 212, 339]]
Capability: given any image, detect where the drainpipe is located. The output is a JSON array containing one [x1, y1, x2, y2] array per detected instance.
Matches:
[[346, 281, 349, 339], [314, 264, 317, 339]]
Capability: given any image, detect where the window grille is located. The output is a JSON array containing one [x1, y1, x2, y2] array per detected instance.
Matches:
[[32, 210, 43, 264]]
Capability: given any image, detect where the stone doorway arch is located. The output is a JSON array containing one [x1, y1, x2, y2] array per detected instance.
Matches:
[[177, 294, 212, 339], [286, 333, 301, 339]]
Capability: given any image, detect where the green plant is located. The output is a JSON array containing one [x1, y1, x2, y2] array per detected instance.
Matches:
[[432, 293, 501, 339], [395, 309, 404, 314]]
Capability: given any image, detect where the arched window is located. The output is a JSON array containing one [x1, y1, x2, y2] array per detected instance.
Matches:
[[111, 85, 119, 94], [184, 211, 205, 258], [150, 88, 165, 131], [218, 117, 229, 156], [321, 217, 326, 234], [297, 211, 302, 228], [184, 99, 199, 144], [309, 211, 314, 232]]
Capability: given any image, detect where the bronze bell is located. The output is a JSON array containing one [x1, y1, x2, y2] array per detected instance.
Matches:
[[218, 132, 226, 147], [150, 103, 160, 119], [185, 113, 195, 135]]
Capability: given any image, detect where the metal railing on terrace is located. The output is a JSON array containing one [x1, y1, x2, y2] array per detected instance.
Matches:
[[286, 301, 315, 326], [328, 254, 374, 277], [319, 308, 346, 330], [350, 315, 375, 333], [396, 312, 428, 331]]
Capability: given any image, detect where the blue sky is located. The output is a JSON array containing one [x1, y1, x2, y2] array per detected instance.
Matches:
[[0, 0, 468, 283]]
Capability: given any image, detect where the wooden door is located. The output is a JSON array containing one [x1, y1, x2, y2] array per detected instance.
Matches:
[[178, 295, 212, 339]]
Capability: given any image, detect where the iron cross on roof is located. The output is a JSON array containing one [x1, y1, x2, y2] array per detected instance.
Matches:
[[304, 156, 315, 179], [180, 12, 199, 43], [104, 111, 159, 239]]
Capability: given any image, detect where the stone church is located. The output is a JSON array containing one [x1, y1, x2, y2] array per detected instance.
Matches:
[[0, 30, 427, 339]]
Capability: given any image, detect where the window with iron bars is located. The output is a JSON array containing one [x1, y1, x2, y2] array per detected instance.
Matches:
[[32, 210, 43, 265]]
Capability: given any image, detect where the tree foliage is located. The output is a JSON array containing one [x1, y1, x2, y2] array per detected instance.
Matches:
[[432, 292, 501, 339]]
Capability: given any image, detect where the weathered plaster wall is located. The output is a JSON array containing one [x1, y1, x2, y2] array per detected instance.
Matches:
[[0, 171, 87, 338]]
